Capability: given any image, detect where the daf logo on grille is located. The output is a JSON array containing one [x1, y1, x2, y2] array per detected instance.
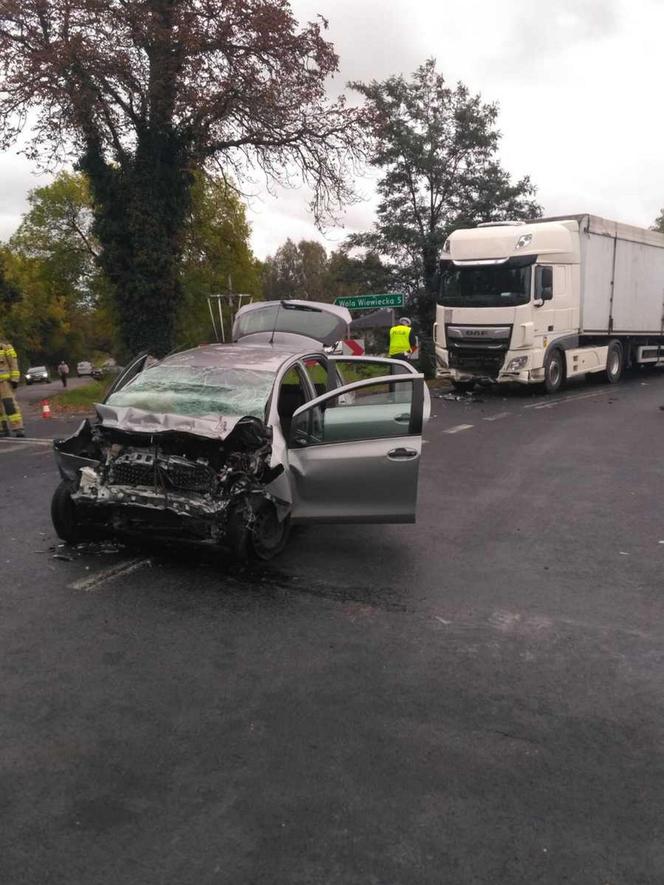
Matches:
[[465, 330, 489, 336]]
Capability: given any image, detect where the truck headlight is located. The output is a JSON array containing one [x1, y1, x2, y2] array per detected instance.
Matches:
[[507, 356, 528, 371]]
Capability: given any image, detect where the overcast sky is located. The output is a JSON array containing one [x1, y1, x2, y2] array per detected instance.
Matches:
[[1, 0, 662, 259]]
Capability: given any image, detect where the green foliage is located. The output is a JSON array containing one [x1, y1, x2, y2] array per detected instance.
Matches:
[[652, 210, 664, 233], [1, 168, 261, 364], [3, 172, 120, 368], [263, 239, 329, 301], [178, 173, 262, 346], [262, 240, 392, 304]]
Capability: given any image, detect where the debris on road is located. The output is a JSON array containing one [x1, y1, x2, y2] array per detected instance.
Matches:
[[434, 391, 485, 403]]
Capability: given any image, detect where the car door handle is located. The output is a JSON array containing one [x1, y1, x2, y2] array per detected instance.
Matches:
[[387, 447, 418, 460]]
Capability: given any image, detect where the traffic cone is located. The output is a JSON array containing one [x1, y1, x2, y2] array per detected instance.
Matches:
[[42, 399, 52, 419]]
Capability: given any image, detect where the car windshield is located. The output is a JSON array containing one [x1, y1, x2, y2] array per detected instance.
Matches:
[[106, 364, 275, 419], [28, 366, 46, 372], [440, 264, 532, 308], [235, 303, 344, 345]]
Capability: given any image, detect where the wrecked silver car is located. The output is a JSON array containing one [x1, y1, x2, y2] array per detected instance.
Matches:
[[51, 338, 427, 560]]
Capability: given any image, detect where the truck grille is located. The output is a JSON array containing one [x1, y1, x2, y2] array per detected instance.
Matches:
[[446, 325, 511, 378]]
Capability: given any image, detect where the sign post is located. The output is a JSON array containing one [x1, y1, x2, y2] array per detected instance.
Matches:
[[334, 293, 405, 311]]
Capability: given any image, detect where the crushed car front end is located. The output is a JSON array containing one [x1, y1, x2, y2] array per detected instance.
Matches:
[[51, 346, 295, 559], [54, 416, 283, 547]]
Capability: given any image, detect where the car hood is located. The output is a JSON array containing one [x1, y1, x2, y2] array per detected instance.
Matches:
[[95, 403, 252, 441]]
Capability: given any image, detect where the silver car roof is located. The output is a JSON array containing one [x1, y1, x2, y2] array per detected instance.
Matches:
[[158, 342, 324, 373]]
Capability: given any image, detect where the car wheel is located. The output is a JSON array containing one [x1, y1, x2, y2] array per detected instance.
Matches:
[[451, 380, 476, 393], [249, 502, 291, 561], [544, 349, 564, 394], [51, 480, 85, 544], [604, 340, 624, 384]]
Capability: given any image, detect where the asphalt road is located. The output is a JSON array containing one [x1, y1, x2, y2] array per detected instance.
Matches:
[[2, 370, 664, 884]]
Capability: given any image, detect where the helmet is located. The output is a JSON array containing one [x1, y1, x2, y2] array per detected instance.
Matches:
[[399, 317, 411, 326]]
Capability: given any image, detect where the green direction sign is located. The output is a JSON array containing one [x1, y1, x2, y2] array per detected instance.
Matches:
[[334, 292, 405, 311]]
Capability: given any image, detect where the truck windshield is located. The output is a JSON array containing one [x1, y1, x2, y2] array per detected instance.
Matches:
[[439, 265, 532, 308]]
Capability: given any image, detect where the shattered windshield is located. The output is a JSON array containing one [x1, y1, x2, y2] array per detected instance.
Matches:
[[106, 365, 275, 419]]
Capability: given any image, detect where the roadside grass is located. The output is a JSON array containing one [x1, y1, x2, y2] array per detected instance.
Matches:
[[48, 379, 110, 413]]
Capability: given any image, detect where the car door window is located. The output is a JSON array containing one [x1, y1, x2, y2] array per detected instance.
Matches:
[[277, 366, 309, 438], [332, 358, 412, 386], [301, 357, 332, 398], [290, 376, 423, 447]]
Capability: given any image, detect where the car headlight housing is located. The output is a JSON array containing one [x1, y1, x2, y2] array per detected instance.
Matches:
[[507, 356, 528, 372]]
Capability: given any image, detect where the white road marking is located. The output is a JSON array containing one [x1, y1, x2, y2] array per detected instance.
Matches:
[[0, 437, 52, 445], [444, 424, 474, 434], [70, 558, 150, 592], [483, 412, 511, 422], [0, 444, 32, 454], [523, 390, 608, 410]]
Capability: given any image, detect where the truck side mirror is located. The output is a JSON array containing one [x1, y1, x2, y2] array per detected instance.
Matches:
[[535, 266, 554, 302]]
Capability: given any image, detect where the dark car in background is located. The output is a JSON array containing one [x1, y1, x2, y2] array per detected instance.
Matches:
[[25, 365, 50, 384]]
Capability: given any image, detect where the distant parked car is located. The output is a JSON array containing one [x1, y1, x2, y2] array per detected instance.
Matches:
[[25, 365, 50, 384], [77, 361, 93, 376]]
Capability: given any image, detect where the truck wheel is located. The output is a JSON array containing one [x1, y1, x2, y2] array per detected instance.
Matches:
[[604, 340, 624, 384], [51, 480, 85, 544], [544, 349, 565, 394], [451, 380, 476, 393]]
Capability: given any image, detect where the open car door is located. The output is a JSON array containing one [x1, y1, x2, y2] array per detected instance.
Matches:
[[287, 374, 425, 524]]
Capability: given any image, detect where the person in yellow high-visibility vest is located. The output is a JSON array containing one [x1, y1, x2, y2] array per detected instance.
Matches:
[[388, 317, 416, 361], [0, 337, 24, 437]]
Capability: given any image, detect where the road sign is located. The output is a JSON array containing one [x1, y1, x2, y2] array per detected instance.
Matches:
[[334, 293, 404, 311], [342, 339, 365, 356]]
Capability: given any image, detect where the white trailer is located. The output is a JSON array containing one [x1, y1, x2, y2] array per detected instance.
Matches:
[[434, 215, 664, 393]]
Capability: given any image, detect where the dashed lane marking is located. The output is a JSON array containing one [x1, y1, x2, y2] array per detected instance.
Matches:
[[69, 558, 151, 592], [483, 412, 511, 422], [523, 390, 608, 410], [444, 424, 474, 434], [0, 437, 53, 445]]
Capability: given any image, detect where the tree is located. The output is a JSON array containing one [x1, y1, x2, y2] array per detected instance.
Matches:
[[349, 60, 541, 346], [653, 210, 664, 233], [4, 168, 261, 362], [10, 172, 103, 307], [9, 171, 119, 360], [178, 172, 262, 345], [263, 239, 328, 301], [325, 248, 393, 300], [0, 1, 364, 355]]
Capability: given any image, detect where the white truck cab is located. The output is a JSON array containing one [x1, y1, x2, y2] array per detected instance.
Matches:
[[435, 216, 664, 393]]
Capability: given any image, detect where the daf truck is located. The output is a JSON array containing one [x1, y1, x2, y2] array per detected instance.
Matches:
[[434, 215, 664, 393]]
